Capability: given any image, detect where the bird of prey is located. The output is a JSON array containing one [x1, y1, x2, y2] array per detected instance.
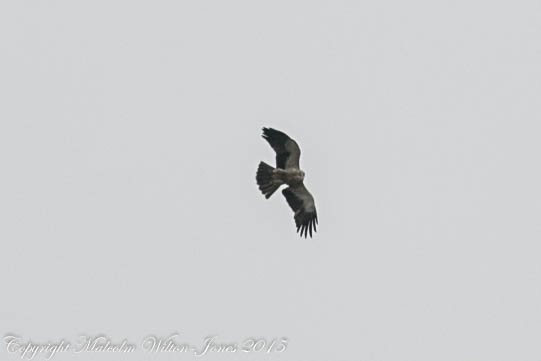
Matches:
[[256, 127, 318, 238]]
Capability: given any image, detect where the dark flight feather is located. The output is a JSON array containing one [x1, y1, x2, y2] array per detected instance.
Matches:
[[282, 185, 318, 239], [261, 127, 301, 169]]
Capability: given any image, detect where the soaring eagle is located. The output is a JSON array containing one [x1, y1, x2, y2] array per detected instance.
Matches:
[[256, 127, 318, 238]]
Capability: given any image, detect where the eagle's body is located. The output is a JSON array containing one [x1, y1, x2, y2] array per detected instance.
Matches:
[[256, 127, 318, 238], [272, 168, 305, 187]]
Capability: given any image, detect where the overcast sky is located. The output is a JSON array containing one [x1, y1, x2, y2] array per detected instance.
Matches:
[[1, 0, 540, 360]]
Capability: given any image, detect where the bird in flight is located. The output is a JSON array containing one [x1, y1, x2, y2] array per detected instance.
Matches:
[[256, 127, 318, 238]]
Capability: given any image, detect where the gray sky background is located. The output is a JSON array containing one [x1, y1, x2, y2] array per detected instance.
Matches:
[[1, 0, 540, 360]]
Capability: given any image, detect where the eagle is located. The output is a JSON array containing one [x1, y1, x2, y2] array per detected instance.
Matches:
[[256, 127, 318, 238]]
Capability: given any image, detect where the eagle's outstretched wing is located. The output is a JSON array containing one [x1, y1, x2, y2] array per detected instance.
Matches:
[[282, 184, 318, 238], [262, 127, 301, 169]]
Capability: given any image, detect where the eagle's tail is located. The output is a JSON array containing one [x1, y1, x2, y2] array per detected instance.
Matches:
[[256, 161, 280, 199]]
